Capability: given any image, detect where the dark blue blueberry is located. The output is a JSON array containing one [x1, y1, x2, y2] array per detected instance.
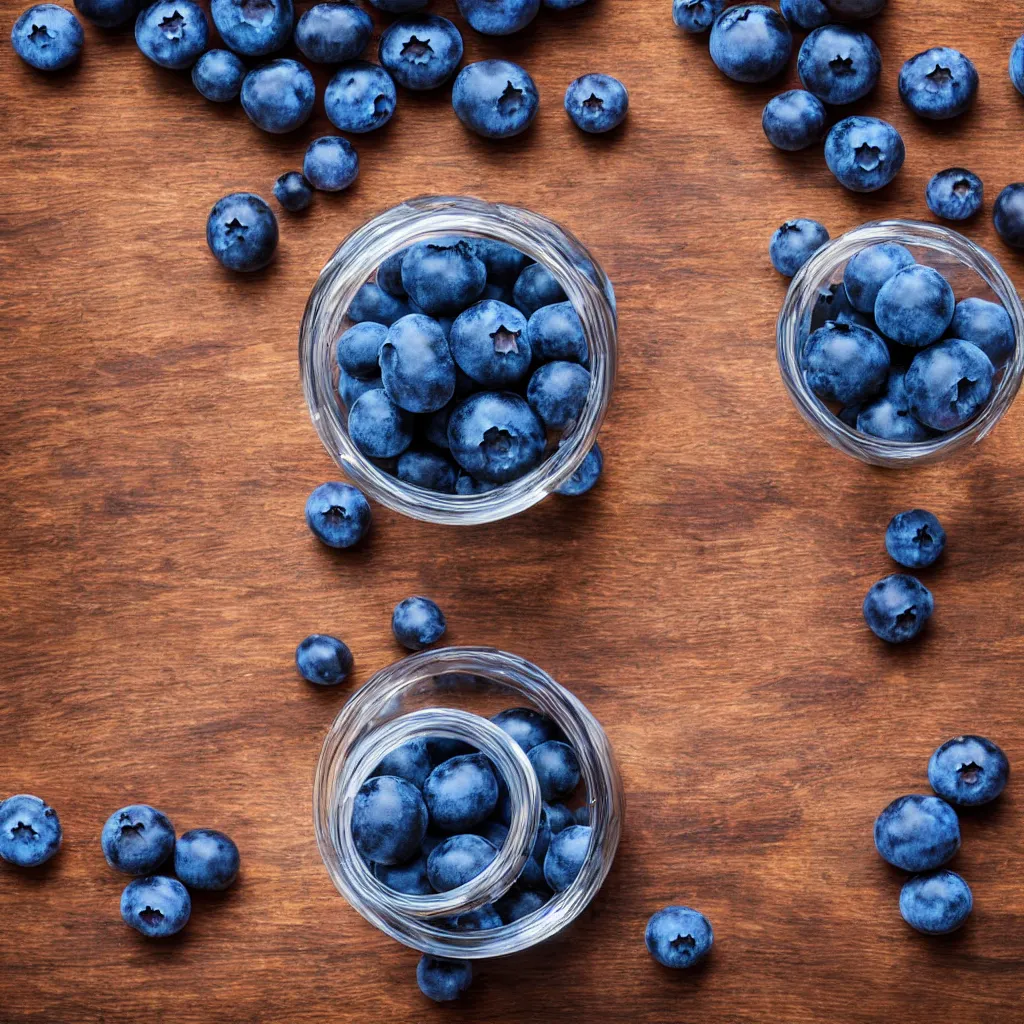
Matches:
[[377, 249, 408, 298], [843, 243, 915, 313], [294, 2, 371, 64], [863, 574, 934, 644], [543, 823, 590, 892], [1012, 35, 1024, 97], [798, 25, 880, 105], [527, 301, 587, 364], [803, 321, 890, 404], [380, 315, 456, 414], [928, 735, 1009, 806], [448, 392, 546, 484], [401, 238, 486, 317], [379, 14, 463, 91], [372, 739, 432, 790], [491, 707, 561, 753], [825, 116, 905, 193], [192, 48, 245, 102], [349, 388, 415, 457], [423, 401, 453, 449], [514, 264, 567, 317], [337, 322, 386, 379], [769, 219, 829, 278], [672, 0, 725, 32], [457, 0, 538, 35], [303, 136, 359, 192], [325, 61, 397, 134], [874, 794, 959, 871], [565, 74, 629, 134], [886, 509, 945, 568], [809, 281, 872, 331], [645, 906, 714, 968], [74, 0, 136, 28], [174, 829, 239, 890], [392, 595, 447, 651], [120, 876, 191, 938], [453, 60, 539, 139], [495, 885, 548, 922], [455, 472, 499, 495], [904, 339, 994, 431], [855, 370, 931, 441], [374, 852, 432, 894], [822, 0, 884, 15], [12, 4, 83, 69], [900, 870, 972, 935], [544, 803, 575, 835], [709, 5, 792, 85], [527, 740, 580, 802], [558, 442, 602, 496], [339, 370, 381, 408], [574, 805, 590, 825], [899, 47, 978, 120], [475, 240, 531, 286], [426, 833, 497, 890], [527, 361, 590, 432], [926, 168, 983, 222], [543, 0, 589, 6], [368, 0, 427, 9], [416, 956, 472, 1003], [397, 449, 458, 493], [993, 183, 1024, 250], [352, 775, 428, 865], [424, 754, 497, 830], [273, 171, 313, 213], [295, 633, 353, 686], [135, 0, 206, 69], [101, 805, 174, 875], [874, 266, 955, 348], [427, 737, 476, 765], [475, 819, 508, 849], [304, 481, 371, 548], [241, 59, 315, 134], [0, 795, 62, 867], [210, 0, 291, 56], [348, 282, 411, 327], [762, 90, 827, 151], [780, 0, 829, 29], [516, 852, 548, 890], [949, 297, 1015, 369], [206, 192, 278, 273], [450, 300, 531, 387], [441, 904, 502, 930]]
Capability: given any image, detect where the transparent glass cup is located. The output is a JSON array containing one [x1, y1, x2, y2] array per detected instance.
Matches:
[[299, 196, 618, 523], [777, 220, 1024, 467]]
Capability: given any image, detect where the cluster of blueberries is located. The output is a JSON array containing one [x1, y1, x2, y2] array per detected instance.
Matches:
[[0, 795, 239, 939], [874, 735, 1009, 934]]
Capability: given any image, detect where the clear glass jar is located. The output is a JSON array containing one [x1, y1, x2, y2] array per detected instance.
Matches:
[[777, 219, 1024, 467], [299, 195, 618, 524], [313, 647, 624, 959]]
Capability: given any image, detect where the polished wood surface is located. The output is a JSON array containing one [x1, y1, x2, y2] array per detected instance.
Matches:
[[3, 0, 1024, 1020]]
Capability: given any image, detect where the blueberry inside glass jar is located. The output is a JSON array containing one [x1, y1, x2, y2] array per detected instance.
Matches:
[[313, 647, 624, 959], [777, 220, 1024, 467], [300, 196, 617, 524]]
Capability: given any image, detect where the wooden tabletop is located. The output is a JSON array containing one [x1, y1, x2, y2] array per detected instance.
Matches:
[[3, 0, 1024, 1020]]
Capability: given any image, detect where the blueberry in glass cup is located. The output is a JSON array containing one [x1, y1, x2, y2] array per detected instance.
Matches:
[[300, 196, 617, 524], [777, 220, 1024, 467], [313, 647, 624, 959]]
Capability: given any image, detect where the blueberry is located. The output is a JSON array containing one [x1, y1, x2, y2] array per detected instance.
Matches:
[[401, 238, 487, 317], [856, 373, 932, 441], [455, 472, 499, 495], [120, 876, 191, 937], [206, 192, 278, 273], [709, 5, 792, 85], [900, 870, 972, 935], [374, 852, 432, 894], [379, 315, 456, 414], [825, 116, 905, 193], [392, 595, 447, 650], [842, 243, 915, 313], [495, 885, 548, 922], [926, 168, 983, 222], [192, 49, 245, 102], [672, 0, 725, 31], [1012, 34, 1024, 97], [325, 61, 397, 134], [448, 392, 546, 483], [442, 904, 503, 930], [295, 633, 353, 686], [863, 574, 934, 644], [993, 183, 1024, 250], [928, 735, 1009, 806], [904, 339, 994, 431], [426, 833, 498, 889], [368, 0, 427, 9], [798, 25, 880, 105], [339, 370, 382, 408], [516, 853, 548, 890], [762, 90, 828, 151], [377, 249, 408, 298], [822, 0, 884, 15], [294, 3, 371, 64], [574, 805, 590, 825], [899, 47, 978, 120], [476, 819, 509, 849], [780, 0, 830, 29], [12, 3, 83, 69], [100, 804, 175, 874], [809, 281, 873, 331], [134, 0, 207, 69], [565, 74, 629, 134], [543, 823, 589, 891], [450, 300, 531, 387], [803, 321, 890, 404], [371, 739, 432, 791], [303, 136, 359, 193], [416, 955, 472, 1003], [0, 794, 62, 867], [514, 264, 567, 317], [874, 266, 955, 348], [645, 906, 714, 968], [74, 0, 135, 28], [348, 282, 411, 326], [557, 442, 603, 495], [769, 219, 830, 278], [241, 59, 315, 134], [527, 361, 591, 431], [427, 737, 476, 765], [874, 794, 959, 871], [544, 803, 576, 834], [453, 60, 539, 139], [210, 0, 291, 56], [337, 322, 386, 380], [885, 509, 945, 568], [474, 239, 531, 287], [527, 301, 588, 364], [491, 707, 561, 753], [456, 0, 538, 35], [349, 388, 415, 458], [174, 829, 239, 890], [379, 14, 463, 91], [527, 740, 581, 802], [543, 0, 589, 6], [397, 449, 458, 493], [949, 297, 1015, 369], [304, 481, 371, 548], [353, 776, 428, 864], [424, 754, 497, 831]]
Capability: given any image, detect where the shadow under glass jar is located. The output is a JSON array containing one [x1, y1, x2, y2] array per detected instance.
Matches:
[[299, 195, 618, 524], [313, 647, 624, 959], [777, 219, 1024, 468]]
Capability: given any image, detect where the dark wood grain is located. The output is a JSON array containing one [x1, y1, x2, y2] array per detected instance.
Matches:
[[3, 0, 1024, 1020]]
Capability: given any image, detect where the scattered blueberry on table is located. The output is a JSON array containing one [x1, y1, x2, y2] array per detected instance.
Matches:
[[863, 574, 934, 644], [273, 171, 314, 213], [1011, 34, 1024, 97], [928, 735, 1009, 806], [926, 169, 984, 223], [645, 906, 714, 968], [294, 2, 372, 65], [672, 0, 725, 33], [325, 61, 398, 134], [295, 633, 354, 686], [304, 481, 371, 548], [210, 0, 292, 57], [416, 955, 472, 1002], [392, 596, 447, 650], [174, 829, 240, 890], [885, 510, 945, 569], [874, 794, 960, 872], [824, 117, 905, 193], [101, 804, 176, 875], [303, 136, 360, 193], [709, 5, 792, 84], [379, 14, 463, 91], [762, 90, 827, 152], [452, 60, 540, 139], [241, 59, 316, 134], [135, 0, 207, 69], [899, 47, 978, 120], [12, 3, 83, 70], [0, 794, 62, 867], [899, 870, 972, 934], [798, 25, 881, 106], [206, 192, 278, 273], [192, 49, 246, 103], [564, 74, 629, 134], [993, 183, 1024, 250], [770, 219, 830, 278], [120, 875, 192, 938]]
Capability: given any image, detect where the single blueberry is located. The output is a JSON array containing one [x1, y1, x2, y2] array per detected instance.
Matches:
[[1012, 34, 1024, 97], [993, 183, 1024, 250], [856, 373, 932, 442], [303, 136, 359, 193], [544, 803, 576, 834], [0, 794, 62, 867], [372, 739, 432, 791], [337, 322, 386, 380], [825, 116, 905, 193], [926, 168, 983, 222], [899, 47, 978, 120], [450, 300, 531, 387], [379, 14, 463, 91], [809, 281, 873, 331], [885, 509, 945, 568], [672, 0, 724, 32], [762, 90, 828, 152], [514, 264, 567, 317], [441, 904, 503, 931], [424, 754, 497, 831], [928, 735, 1009, 806], [352, 775, 428, 865], [495, 885, 548, 922], [380, 315, 456, 414], [709, 5, 792, 84], [900, 870, 972, 935], [803, 321, 890, 404], [396, 449, 459, 493], [453, 60, 539, 139], [377, 249, 408, 298], [101, 804, 175, 874], [455, 472, 499, 495], [543, 823, 590, 891], [904, 339, 994, 431], [527, 301, 588, 364], [174, 829, 239, 890], [374, 852, 433, 894], [339, 370, 381, 408], [645, 906, 714, 968], [822, 0, 884, 15], [241, 59, 315, 134], [565, 74, 629, 134], [527, 361, 591, 431], [769, 219, 830, 278], [74, 0, 136, 28], [401, 238, 487, 317], [843, 243, 915, 313], [349, 388, 415, 458], [12, 3, 83, 69], [474, 239, 531, 287], [426, 833, 498, 890], [206, 192, 278, 273], [392, 595, 447, 650], [416, 955, 472, 1003], [348, 282, 411, 326], [325, 61, 397, 134], [134, 0, 207, 69], [528, 741, 581, 802], [798, 25, 880, 105], [192, 48, 245, 102], [863, 574, 934, 644], [272, 171, 313, 213], [304, 481, 371, 548], [780, 0, 829, 29], [120, 876, 191, 937], [874, 266, 955, 348], [447, 391, 547, 484], [874, 794, 960, 871], [491, 707, 561, 753], [456, 0, 538, 35], [210, 0, 291, 56], [294, 2, 372, 64], [295, 633, 353, 685], [557, 442, 603, 495], [949, 297, 1015, 369]]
